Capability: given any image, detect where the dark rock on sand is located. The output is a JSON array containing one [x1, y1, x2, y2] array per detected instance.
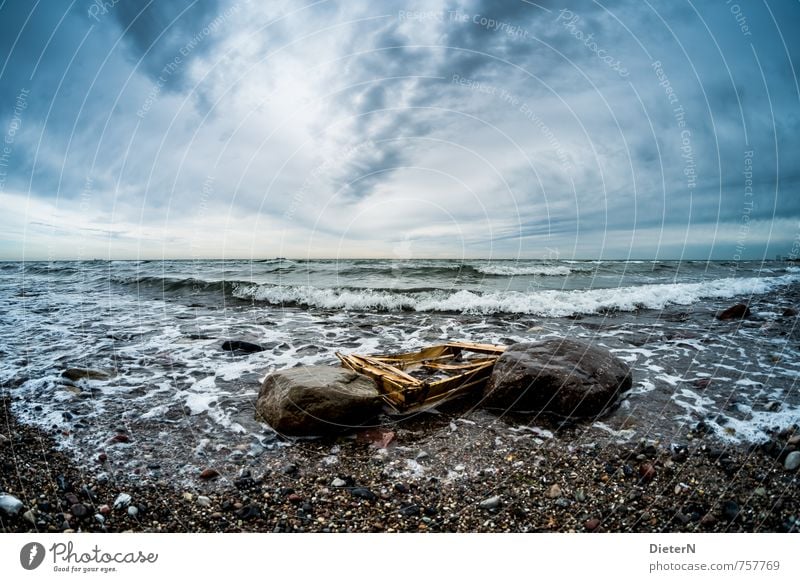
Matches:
[[199, 468, 220, 480], [721, 500, 740, 522], [782, 307, 797, 317], [71, 503, 88, 518], [221, 340, 265, 354], [482, 339, 631, 417], [717, 303, 751, 320], [61, 368, 112, 381], [255, 366, 383, 436], [349, 487, 377, 502]]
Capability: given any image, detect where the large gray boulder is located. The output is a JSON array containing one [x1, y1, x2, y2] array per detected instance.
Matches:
[[255, 366, 383, 436], [482, 339, 631, 417]]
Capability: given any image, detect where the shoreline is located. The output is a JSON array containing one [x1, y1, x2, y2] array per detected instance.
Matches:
[[2, 395, 798, 533]]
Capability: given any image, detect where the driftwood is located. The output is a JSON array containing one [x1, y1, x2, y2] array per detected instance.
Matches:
[[336, 341, 506, 413]]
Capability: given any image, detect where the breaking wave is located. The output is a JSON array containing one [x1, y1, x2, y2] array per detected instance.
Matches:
[[232, 272, 799, 316]]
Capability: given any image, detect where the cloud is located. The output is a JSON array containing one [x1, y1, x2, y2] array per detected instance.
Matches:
[[0, 0, 798, 259]]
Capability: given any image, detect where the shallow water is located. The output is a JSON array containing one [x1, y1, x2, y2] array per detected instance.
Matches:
[[1, 259, 798, 484]]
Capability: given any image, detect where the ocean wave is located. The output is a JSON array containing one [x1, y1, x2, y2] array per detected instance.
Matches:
[[474, 264, 575, 277], [233, 272, 799, 316]]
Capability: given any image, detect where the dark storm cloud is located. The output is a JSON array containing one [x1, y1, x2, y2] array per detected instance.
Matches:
[[102, 0, 224, 90]]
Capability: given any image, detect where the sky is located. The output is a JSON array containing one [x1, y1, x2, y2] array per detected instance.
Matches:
[[0, 0, 798, 260]]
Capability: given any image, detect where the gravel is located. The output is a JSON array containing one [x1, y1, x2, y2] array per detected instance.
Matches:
[[1, 396, 798, 533]]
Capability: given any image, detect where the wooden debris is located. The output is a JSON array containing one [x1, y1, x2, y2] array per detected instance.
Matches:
[[336, 341, 506, 413]]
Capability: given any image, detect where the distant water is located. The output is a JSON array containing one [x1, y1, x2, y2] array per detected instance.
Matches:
[[1, 259, 799, 482]]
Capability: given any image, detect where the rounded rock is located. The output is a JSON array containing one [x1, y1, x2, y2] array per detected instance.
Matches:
[[783, 451, 800, 471]]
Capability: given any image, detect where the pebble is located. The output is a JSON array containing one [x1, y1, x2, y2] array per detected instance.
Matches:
[[350, 488, 377, 502], [0, 493, 24, 516], [454, 464, 465, 472], [701, 514, 717, 527], [788, 435, 800, 446], [22, 509, 36, 525], [281, 463, 298, 475], [639, 463, 657, 482], [722, 500, 739, 522], [0, 433, 8, 445], [415, 451, 430, 461], [479, 496, 501, 510], [197, 496, 211, 507], [574, 489, 587, 502], [546, 484, 562, 499], [127, 506, 139, 517], [182, 492, 194, 502], [584, 518, 601, 531], [331, 478, 347, 487], [287, 493, 303, 504], [113, 493, 131, 509], [784, 451, 800, 471], [98, 453, 107, 463], [393, 483, 409, 494], [71, 503, 88, 518], [98, 504, 110, 515], [94, 514, 105, 524], [109, 434, 130, 444], [199, 468, 220, 480]]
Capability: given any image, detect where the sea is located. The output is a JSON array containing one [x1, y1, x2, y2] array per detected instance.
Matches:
[[1, 258, 799, 481]]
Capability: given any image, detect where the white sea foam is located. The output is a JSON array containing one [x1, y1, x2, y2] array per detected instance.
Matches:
[[474, 264, 575, 276], [234, 272, 800, 316]]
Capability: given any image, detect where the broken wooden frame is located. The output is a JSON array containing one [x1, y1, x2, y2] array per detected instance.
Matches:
[[336, 341, 506, 413]]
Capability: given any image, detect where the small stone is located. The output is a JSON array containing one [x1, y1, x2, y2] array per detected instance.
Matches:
[[415, 451, 429, 461], [22, 509, 36, 525], [182, 492, 194, 502], [350, 487, 377, 502], [127, 506, 139, 517], [281, 463, 298, 475], [639, 463, 656, 482], [479, 496, 501, 510], [0, 433, 9, 445], [98, 453, 107, 463], [331, 477, 347, 488], [0, 494, 24, 516], [400, 504, 420, 517], [782, 307, 798, 317], [70, 503, 88, 518], [98, 504, 110, 515], [721, 500, 739, 522], [197, 496, 211, 507], [574, 489, 587, 502], [454, 464, 466, 472], [113, 493, 131, 509], [701, 513, 717, 527], [546, 484, 562, 499], [287, 493, 303, 504], [94, 514, 105, 524], [754, 487, 767, 497], [199, 468, 220, 480], [783, 451, 800, 471], [788, 435, 800, 446], [393, 483, 409, 494], [585, 517, 601, 531], [109, 433, 130, 444]]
